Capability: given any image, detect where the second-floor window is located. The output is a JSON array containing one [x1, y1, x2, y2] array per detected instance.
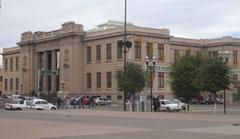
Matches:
[[117, 44, 123, 59], [233, 50, 238, 64], [87, 73, 92, 88], [5, 79, 8, 91], [232, 74, 238, 88], [174, 50, 180, 62], [106, 44, 112, 60], [96, 45, 101, 61], [16, 78, 19, 91], [10, 78, 13, 91], [158, 72, 164, 88], [5, 59, 8, 71], [16, 57, 19, 71], [213, 51, 218, 58], [87, 47, 92, 63], [10, 58, 13, 72], [158, 44, 164, 60], [107, 72, 112, 88], [146, 43, 153, 58], [134, 42, 141, 59]]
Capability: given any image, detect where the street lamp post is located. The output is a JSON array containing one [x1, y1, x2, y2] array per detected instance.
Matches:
[[145, 56, 156, 112], [123, 0, 127, 111], [218, 49, 229, 115]]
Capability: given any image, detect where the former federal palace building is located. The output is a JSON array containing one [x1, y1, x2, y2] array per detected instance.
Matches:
[[2, 20, 240, 103]]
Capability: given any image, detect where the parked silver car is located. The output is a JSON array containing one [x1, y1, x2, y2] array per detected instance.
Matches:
[[95, 97, 111, 106]]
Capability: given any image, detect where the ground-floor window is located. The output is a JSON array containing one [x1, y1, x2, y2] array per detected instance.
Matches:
[[107, 95, 111, 100], [117, 95, 122, 100]]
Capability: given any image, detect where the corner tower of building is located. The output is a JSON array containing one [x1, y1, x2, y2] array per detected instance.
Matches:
[[17, 21, 85, 96]]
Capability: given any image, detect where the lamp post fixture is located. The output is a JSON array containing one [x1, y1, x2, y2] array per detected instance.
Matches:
[[145, 56, 156, 112], [218, 49, 229, 115]]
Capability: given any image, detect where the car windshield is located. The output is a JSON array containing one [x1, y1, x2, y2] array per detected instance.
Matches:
[[27, 101, 32, 106], [165, 100, 174, 104]]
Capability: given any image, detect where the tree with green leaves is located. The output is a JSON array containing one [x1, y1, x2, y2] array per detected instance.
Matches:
[[171, 54, 230, 103], [117, 62, 146, 111], [193, 57, 230, 95], [170, 54, 201, 103]]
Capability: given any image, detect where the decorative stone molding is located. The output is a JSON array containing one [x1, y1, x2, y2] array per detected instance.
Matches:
[[64, 63, 70, 68], [22, 67, 28, 72]]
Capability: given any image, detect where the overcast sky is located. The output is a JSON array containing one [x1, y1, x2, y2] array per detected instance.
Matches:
[[0, 0, 240, 48]]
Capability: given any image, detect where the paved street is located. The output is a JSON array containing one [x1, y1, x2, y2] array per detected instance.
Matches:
[[0, 109, 240, 139]]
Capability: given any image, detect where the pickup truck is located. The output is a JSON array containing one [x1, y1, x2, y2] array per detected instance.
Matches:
[[5, 100, 28, 110]]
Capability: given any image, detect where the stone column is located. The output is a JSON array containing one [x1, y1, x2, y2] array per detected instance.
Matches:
[[43, 51, 48, 92], [51, 50, 57, 92]]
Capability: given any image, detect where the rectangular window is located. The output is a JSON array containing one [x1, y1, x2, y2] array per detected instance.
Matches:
[[107, 95, 112, 100], [96, 72, 101, 88], [233, 50, 238, 64], [158, 44, 164, 60], [16, 78, 19, 90], [96, 45, 101, 61], [232, 75, 238, 88], [10, 58, 13, 72], [134, 42, 141, 59], [106, 44, 112, 60], [87, 47, 92, 63], [185, 49, 190, 55], [158, 72, 164, 88], [10, 78, 13, 91], [0, 76, 2, 82], [117, 44, 123, 59], [208, 51, 212, 58], [117, 95, 122, 100], [146, 43, 153, 58], [16, 57, 19, 71], [174, 50, 180, 62], [213, 51, 218, 58], [87, 73, 92, 88], [5, 59, 8, 71], [107, 72, 112, 88], [5, 79, 8, 91]]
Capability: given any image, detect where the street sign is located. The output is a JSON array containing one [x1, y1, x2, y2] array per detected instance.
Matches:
[[155, 66, 171, 73], [40, 70, 58, 75], [230, 69, 240, 75]]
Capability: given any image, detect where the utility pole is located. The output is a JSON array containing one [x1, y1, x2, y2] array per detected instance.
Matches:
[[123, 0, 127, 111]]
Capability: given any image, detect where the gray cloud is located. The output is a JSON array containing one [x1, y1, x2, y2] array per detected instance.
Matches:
[[1, 0, 240, 47]]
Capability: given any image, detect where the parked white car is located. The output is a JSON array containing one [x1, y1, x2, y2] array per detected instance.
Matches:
[[160, 99, 181, 111], [170, 99, 187, 110], [5, 100, 27, 110], [30, 99, 57, 110], [95, 97, 111, 106]]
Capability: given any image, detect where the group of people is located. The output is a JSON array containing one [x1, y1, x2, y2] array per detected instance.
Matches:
[[56, 96, 95, 110]]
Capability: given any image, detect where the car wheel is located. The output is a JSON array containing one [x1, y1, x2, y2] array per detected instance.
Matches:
[[51, 107, 56, 110], [16, 108, 22, 111], [167, 107, 171, 112]]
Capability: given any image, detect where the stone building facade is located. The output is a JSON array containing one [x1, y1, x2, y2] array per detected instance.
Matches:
[[2, 21, 240, 103]]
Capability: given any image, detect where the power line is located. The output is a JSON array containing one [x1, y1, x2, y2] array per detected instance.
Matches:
[[18, 0, 48, 28]]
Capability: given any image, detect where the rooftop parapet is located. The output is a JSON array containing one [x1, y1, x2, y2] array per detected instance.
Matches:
[[171, 36, 240, 47], [61, 21, 83, 33], [19, 21, 84, 44], [2, 46, 21, 55], [20, 31, 34, 42]]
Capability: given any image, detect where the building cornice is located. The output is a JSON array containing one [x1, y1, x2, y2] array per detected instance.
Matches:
[[17, 21, 85, 46]]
